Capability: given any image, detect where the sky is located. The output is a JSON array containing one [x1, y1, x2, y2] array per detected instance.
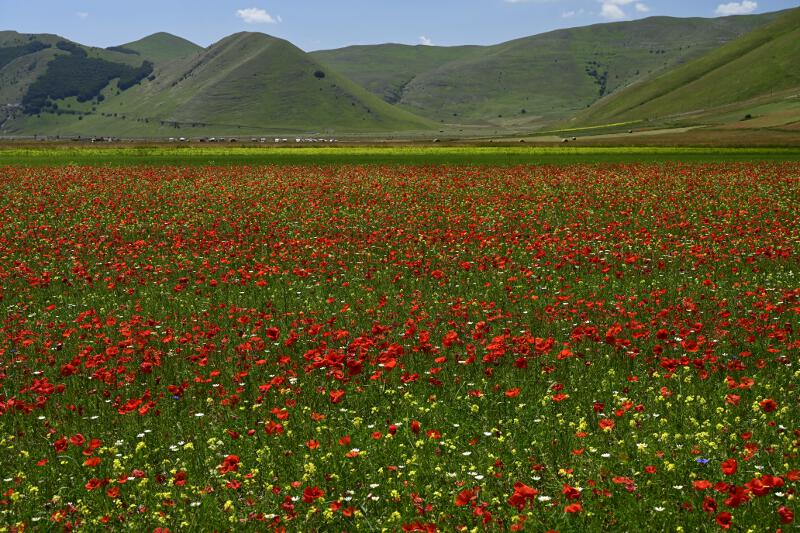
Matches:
[[3, 0, 797, 51]]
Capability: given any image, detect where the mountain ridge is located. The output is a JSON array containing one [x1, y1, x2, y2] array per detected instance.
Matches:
[[1, 8, 796, 137]]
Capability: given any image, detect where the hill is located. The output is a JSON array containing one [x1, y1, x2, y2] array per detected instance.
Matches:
[[2, 32, 434, 136], [1, 9, 794, 138], [570, 7, 800, 127], [0, 32, 153, 129], [116, 32, 202, 65], [312, 11, 782, 127]]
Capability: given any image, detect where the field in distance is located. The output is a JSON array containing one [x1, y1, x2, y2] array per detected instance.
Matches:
[[2, 144, 800, 167]]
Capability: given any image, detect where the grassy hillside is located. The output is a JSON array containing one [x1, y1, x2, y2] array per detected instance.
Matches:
[[0, 32, 153, 129], [572, 8, 800, 126], [313, 12, 782, 127], [118, 32, 202, 65], [4, 32, 434, 136], [312, 44, 480, 104]]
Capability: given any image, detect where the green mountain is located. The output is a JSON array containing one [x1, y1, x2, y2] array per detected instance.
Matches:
[[2, 32, 433, 136], [570, 7, 800, 127], [117, 32, 202, 65], [312, 11, 783, 127], [0, 31, 154, 129], [1, 9, 794, 137]]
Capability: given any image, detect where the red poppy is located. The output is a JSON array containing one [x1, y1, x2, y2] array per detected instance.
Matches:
[[83, 457, 101, 467], [302, 486, 325, 503], [759, 398, 777, 413], [507, 482, 538, 511], [564, 503, 582, 513], [599, 418, 615, 431], [329, 389, 345, 404], [721, 459, 737, 476], [562, 484, 581, 500], [218, 454, 240, 474], [702, 496, 717, 514], [54, 438, 68, 453], [85, 478, 103, 490], [777, 506, 794, 524], [455, 488, 478, 507], [715, 512, 732, 529]]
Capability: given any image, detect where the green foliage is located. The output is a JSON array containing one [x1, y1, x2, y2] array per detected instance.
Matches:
[[118, 61, 154, 90], [22, 51, 153, 114], [312, 11, 783, 124], [1, 146, 798, 167], [0, 41, 50, 69], [105, 46, 141, 55], [119, 32, 202, 64], [574, 7, 800, 125], [55, 40, 86, 57]]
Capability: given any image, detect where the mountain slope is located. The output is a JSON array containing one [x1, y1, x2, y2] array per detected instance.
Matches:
[[571, 7, 800, 126], [117, 32, 202, 64], [3, 32, 434, 135], [0, 32, 153, 128], [312, 44, 481, 104], [312, 11, 782, 126]]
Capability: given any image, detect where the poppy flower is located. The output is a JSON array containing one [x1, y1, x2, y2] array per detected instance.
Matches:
[[83, 457, 101, 467], [777, 506, 794, 524], [599, 418, 615, 431], [703, 496, 717, 514], [715, 512, 732, 529], [302, 486, 325, 503], [455, 488, 478, 507], [759, 398, 777, 413], [218, 455, 240, 474], [721, 459, 737, 476], [507, 482, 538, 510], [329, 389, 345, 404]]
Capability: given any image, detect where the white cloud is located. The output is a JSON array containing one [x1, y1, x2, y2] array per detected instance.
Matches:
[[419, 36, 433, 46], [76, 12, 89, 19], [715, 1, 757, 15], [561, 8, 586, 18], [598, 0, 649, 20], [236, 7, 280, 24]]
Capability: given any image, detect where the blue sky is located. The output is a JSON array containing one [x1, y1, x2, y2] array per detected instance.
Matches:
[[3, 0, 797, 51]]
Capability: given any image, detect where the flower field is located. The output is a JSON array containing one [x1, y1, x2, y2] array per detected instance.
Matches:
[[0, 163, 798, 531]]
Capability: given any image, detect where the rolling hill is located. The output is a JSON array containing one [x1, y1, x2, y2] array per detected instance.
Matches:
[[1, 8, 795, 138], [570, 7, 800, 127], [1, 32, 433, 136], [117, 32, 203, 65], [312, 11, 783, 127], [0, 31, 155, 130]]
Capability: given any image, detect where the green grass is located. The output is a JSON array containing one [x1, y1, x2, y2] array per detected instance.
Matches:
[[120, 33, 203, 65], [312, 12, 781, 126], [2, 145, 800, 167], [0, 163, 797, 531], [2, 33, 435, 137], [574, 8, 800, 126]]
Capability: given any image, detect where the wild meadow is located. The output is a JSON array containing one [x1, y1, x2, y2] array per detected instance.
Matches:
[[0, 163, 797, 531]]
